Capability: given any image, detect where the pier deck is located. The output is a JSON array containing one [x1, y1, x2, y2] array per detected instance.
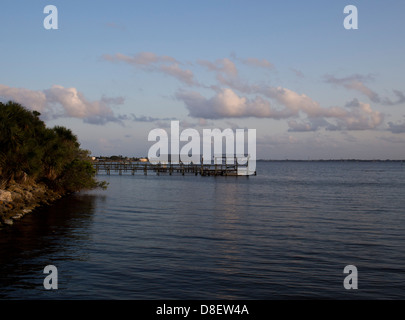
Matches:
[[93, 159, 256, 176]]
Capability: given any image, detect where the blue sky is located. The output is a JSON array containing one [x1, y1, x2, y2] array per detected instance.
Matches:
[[1, 0, 405, 159]]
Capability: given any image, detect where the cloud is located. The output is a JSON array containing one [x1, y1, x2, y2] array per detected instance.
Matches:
[[176, 84, 384, 132], [0, 84, 124, 125], [287, 99, 384, 132], [208, 75, 328, 118], [159, 63, 195, 85], [103, 52, 197, 85], [101, 95, 125, 106], [118, 114, 177, 123], [201, 72, 385, 131], [288, 118, 333, 132], [340, 99, 384, 130], [213, 74, 258, 94], [387, 121, 405, 134], [151, 118, 210, 130], [101, 52, 389, 133], [381, 90, 405, 106], [241, 57, 274, 69], [0, 84, 47, 112], [324, 74, 381, 103], [105, 22, 126, 31], [256, 133, 300, 148], [176, 88, 286, 119], [198, 56, 274, 81], [324, 74, 405, 106], [198, 58, 238, 77], [260, 86, 324, 117], [103, 52, 177, 66], [291, 68, 304, 78]]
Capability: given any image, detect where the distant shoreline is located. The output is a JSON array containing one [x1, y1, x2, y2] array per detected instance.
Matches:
[[94, 157, 405, 163], [95, 159, 405, 162], [256, 159, 405, 162]]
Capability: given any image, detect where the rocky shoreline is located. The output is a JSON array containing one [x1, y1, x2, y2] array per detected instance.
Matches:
[[0, 182, 65, 228]]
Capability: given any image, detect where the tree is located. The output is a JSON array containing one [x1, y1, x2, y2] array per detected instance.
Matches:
[[0, 101, 107, 192]]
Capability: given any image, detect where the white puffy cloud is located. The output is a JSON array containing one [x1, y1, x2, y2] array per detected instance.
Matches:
[[0, 84, 124, 125], [339, 99, 384, 130], [287, 99, 384, 132], [176, 84, 384, 132], [260, 86, 323, 116], [0, 84, 47, 112], [176, 88, 286, 119]]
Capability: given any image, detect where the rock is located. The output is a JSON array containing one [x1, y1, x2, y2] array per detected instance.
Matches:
[[3, 219, 13, 226], [10, 191, 22, 201], [8, 185, 23, 194], [0, 190, 12, 202], [12, 214, 23, 220], [23, 191, 33, 201], [0, 182, 65, 229]]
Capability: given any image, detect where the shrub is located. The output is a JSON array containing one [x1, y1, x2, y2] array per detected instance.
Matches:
[[0, 101, 107, 192]]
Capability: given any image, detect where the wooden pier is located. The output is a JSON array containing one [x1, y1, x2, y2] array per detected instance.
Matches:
[[93, 157, 256, 177]]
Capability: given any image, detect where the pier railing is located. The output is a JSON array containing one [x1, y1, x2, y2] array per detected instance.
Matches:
[[92, 157, 256, 176]]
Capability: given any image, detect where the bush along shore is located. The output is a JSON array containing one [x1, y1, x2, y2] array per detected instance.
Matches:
[[0, 101, 107, 228]]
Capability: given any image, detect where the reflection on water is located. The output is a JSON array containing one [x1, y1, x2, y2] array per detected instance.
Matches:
[[0, 194, 99, 299], [1, 161, 405, 299]]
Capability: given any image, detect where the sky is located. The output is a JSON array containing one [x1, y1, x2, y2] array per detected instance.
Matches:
[[1, 0, 405, 159]]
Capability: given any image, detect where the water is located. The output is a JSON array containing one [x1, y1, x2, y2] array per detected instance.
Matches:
[[1, 161, 405, 299]]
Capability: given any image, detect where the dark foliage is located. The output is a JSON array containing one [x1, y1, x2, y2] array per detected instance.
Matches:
[[0, 101, 107, 192]]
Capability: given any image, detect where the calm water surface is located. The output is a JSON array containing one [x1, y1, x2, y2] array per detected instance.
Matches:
[[1, 161, 405, 299]]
